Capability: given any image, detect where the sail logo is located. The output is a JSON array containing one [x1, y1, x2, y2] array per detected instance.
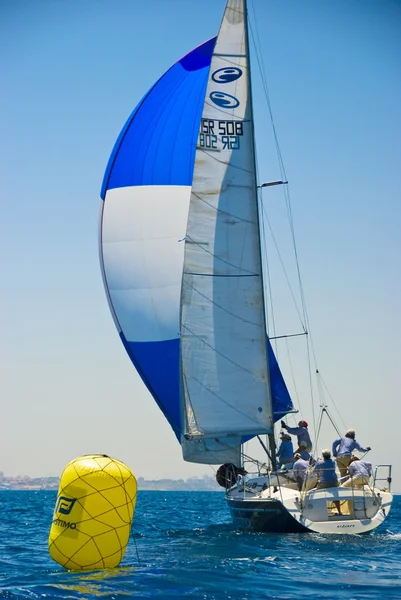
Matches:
[[209, 92, 240, 109], [56, 496, 77, 515], [212, 67, 243, 84]]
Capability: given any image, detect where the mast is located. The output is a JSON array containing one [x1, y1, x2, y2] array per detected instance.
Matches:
[[243, 0, 277, 470]]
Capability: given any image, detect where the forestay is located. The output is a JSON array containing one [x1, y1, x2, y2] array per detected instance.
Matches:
[[180, 0, 273, 464]]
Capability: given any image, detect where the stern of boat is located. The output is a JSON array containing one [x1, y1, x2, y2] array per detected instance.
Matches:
[[226, 467, 393, 535]]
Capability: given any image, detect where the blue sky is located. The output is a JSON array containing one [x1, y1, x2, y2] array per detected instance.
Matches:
[[1, 0, 400, 488]]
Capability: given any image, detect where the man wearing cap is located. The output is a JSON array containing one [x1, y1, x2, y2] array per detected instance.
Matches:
[[293, 453, 317, 491], [281, 419, 312, 452], [297, 440, 313, 462], [332, 430, 371, 477], [341, 456, 372, 488], [276, 432, 294, 468]]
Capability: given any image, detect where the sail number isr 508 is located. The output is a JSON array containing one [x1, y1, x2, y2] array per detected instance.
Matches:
[[198, 119, 243, 150]]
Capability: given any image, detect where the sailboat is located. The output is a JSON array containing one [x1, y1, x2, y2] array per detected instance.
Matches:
[[99, 0, 393, 534]]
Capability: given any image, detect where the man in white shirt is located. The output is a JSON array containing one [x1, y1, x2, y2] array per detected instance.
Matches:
[[281, 419, 312, 452], [341, 456, 372, 488], [293, 453, 317, 491], [332, 429, 370, 477]]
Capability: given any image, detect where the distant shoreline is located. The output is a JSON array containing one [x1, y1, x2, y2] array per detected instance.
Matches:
[[0, 474, 222, 492], [0, 487, 224, 492]]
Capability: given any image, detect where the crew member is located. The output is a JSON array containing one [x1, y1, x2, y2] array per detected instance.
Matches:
[[313, 449, 342, 515], [341, 456, 372, 488], [293, 453, 317, 491], [281, 419, 312, 452], [276, 433, 294, 468], [332, 429, 371, 477]]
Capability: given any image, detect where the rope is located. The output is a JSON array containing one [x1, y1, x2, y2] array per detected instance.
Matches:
[[132, 533, 141, 564], [248, 3, 352, 445]]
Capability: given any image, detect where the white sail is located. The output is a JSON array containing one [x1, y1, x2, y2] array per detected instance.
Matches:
[[180, 0, 273, 464]]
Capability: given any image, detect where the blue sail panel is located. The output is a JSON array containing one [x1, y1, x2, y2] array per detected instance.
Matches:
[[101, 37, 216, 197], [120, 336, 181, 437], [268, 340, 294, 421]]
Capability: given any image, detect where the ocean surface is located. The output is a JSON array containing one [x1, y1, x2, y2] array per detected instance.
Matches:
[[0, 490, 400, 599]]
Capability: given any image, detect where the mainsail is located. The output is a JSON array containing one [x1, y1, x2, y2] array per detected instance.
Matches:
[[181, 0, 273, 464], [99, 0, 293, 463]]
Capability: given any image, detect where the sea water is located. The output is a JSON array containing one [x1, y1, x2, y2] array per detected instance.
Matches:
[[0, 490, 400, 599]]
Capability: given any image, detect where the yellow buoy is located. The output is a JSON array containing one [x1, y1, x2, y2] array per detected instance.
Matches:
[[48, 454, 137, 571]]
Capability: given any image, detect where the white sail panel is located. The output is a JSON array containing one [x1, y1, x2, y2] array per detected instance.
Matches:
[[102, 185, 190, 342], [181, 436, 242, 465], [180, 0, 273, 463]]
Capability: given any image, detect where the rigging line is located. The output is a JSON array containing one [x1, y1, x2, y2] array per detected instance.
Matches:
[[240, 453, 268, 476], [185, 235, 258, 275], [250, 3, 318, 369], [191, 440, 263, 472], [224, 5, 243, 17], [183, 370, 270, 427], [242, 444, 272, 468], [315, 406, 326, 450], [184, 273, 258, 278], [305, 335, 317, 442], [257, 184, 278, 354], [261, 201, 307, 330], [248, 16, 286, 181], [132, 534, 141, 565], [316, 368, 327, 408], [253, 143, 279, 359], [210, 55, 247, 69], [181, 323, 263, 378], [182, 373, 202, 435], [270, 332, 308, 340], [249, 5, 308, 336], [191, 190, 255, 225], [252, 9, 319, 375], [257, 435, 273, 463], [197, 146, 255, 175], [321, 406, 342, 438], [251, 2, 322, 436], [182, 279, 262, 328], [283, 184, 315, 358], [229, 440, 264, 468], [318, 371, 347, 430], [285, 336, 301, 410]]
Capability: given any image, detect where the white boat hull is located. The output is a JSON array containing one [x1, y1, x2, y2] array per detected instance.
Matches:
[[227, 475, 393, 534]]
